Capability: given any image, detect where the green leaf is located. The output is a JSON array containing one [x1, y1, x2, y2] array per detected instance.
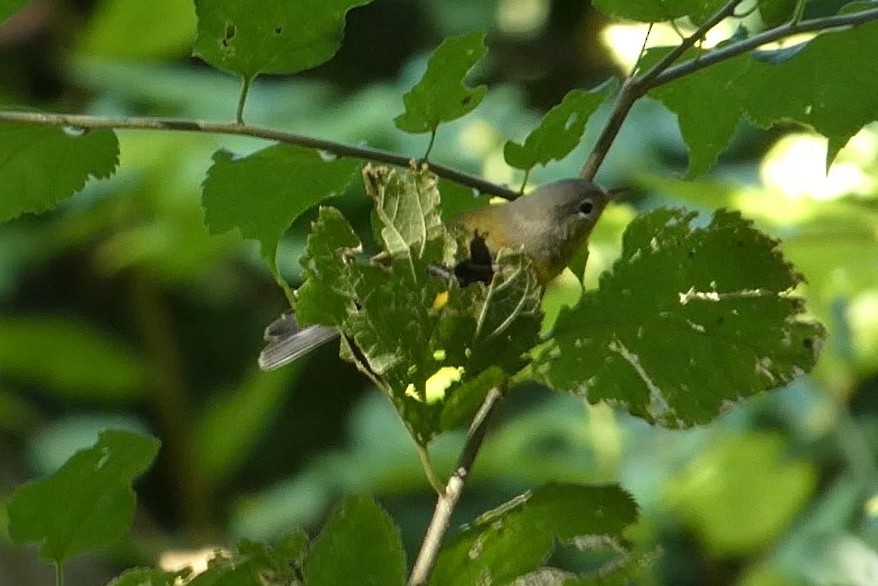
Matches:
[[504, 85, 612, 172], [430, 484, 638, 585], [394, 32, 488, 134], [192, 0, 374, 78], [0, 124, 119, 223], [7, 430, 160, 564], [295, 166, 541, 443], [647, 20, 878, 175], [201, 144, 360, 270], [592, 0, 709, 22], [77, 0, 197, 60], [293, 207, 363, 328], [664, 432, 817, 556], [535, 208, 825, 427], [0, 0, 28, 25], [304, 495, 406, 586], [758, 0, 798, 27], [744, 19, 878, 167], [644, 47, 748, 178], [364, 163, 445, 257], [0, 316, 148, 402], [187, 538, 299, 585]]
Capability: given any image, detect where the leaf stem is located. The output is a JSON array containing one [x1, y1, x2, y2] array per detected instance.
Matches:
[[408, 384, 506, 586], [0, 110, 520, 201], [55, 562, 63, 586], [424, 128, 438, 160], [417, 444, 444, 495], [236, 75, 252, 124]]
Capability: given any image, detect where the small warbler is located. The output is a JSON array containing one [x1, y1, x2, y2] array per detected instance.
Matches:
[[258, 178, 612, 370]]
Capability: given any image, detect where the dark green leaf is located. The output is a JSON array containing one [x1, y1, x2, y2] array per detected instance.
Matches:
[[504, 85, 612, 172], [201, 144, 360, 270], [647, 20, 878, 175], [304, 495, 406, 586], [394, 32, 488, 134], [745, 19, 878, 166], [0, 316, 148, 402], [535, 208, 825, 427], [293, 206, 363, 328], [758, 0, 797, 27], [644, 47, 748, 178], [430, 484, 638, 585], [192, 0, 374, 78], [7, 430, 160, 564], [0, 124, 119, 223]]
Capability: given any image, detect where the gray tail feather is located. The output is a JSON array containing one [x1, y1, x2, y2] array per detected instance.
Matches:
[[258, 314, 339, 370]]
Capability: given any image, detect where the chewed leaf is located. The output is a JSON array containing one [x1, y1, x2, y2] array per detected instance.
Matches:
[[430, 483, 638, 585], [363, 163, 446, 259], [535, 208, 825, 427], [394, 32, 487, 134], [201, 144, 360, 270]]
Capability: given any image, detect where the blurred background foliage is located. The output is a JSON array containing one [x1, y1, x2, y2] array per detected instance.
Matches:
[[0, 0, 876, 584]]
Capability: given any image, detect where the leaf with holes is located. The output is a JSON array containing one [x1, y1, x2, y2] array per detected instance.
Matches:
[[534, 208, 824, 427], [193, 0, 374, 79], [504, 84, 613, 172], [430, 484, 638, 585], [394, 32, 487, 134]]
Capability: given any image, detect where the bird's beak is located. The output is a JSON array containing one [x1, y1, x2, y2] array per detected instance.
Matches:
[[605, 186, 630, 201]]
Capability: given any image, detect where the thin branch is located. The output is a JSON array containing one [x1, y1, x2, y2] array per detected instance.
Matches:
[[0, 110, 520, 201], [579, 3, 878, 181], [580, 0, 747, 180], [408, 384, 506, 586], [650, 7, 878, 88]]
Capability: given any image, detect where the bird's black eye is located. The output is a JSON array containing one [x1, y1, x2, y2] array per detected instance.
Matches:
[[579, 199, 594, 215]]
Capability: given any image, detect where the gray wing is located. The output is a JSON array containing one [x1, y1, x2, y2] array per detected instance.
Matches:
[[257, 313, 339, 370]]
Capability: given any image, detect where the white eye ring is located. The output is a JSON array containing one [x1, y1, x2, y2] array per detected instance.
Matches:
[[578, 199, 594, 216]]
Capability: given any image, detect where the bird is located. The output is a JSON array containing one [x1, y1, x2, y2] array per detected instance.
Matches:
[[258, 178, 613, 371]]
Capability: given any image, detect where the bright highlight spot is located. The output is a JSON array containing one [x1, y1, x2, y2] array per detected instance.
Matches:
[[496, 0, 550, 38], [760, 129, 878, 200]]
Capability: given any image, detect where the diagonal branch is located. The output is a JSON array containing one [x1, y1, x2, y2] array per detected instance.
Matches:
[[580, 0, 747, 181], [407, 384, 506, 586], [579, 4, 878, 182], [0, 110, 520, 201]]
